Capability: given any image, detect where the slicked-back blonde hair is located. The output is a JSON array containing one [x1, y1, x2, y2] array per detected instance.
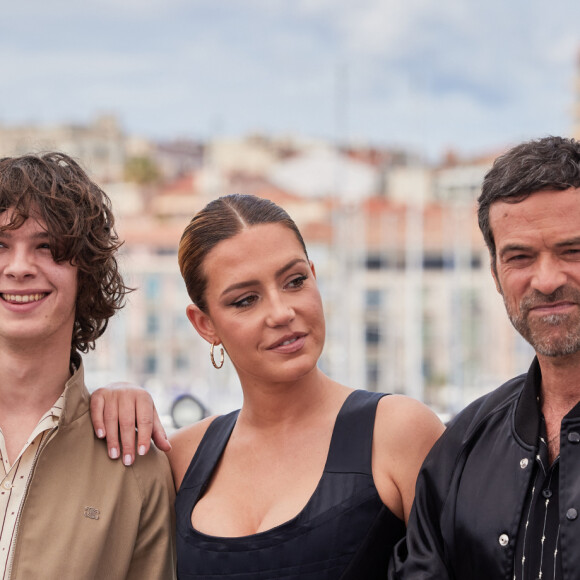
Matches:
[[178, 194, 308, 313]]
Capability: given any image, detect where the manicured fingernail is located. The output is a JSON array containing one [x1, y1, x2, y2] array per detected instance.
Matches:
[[123, 454, 132, 466], [97, 429, 104, 438], [110, 447, 119, 459], [138, 445, 146, 456]]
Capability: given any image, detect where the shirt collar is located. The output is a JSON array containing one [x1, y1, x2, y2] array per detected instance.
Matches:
[[514, 357, 542, 446], [58, 361, 89, 427], [48, 391, 65, 421], [515, 356, 580, 445]]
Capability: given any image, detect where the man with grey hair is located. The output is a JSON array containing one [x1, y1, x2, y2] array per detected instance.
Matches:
[[392, 136, 580, 579]]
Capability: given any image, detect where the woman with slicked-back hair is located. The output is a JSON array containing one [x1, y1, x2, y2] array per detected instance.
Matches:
[[94, 193, 444, 579], [166, 194, 443, 579]]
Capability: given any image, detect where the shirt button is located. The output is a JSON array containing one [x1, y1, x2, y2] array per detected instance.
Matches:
[[2, 481, 11, 490], [542, 489, 553, 498], [566, 508, 578, 521], [520, 458, 529, 469], [568, 432, 580, 443], [499, 534, 509, 546]]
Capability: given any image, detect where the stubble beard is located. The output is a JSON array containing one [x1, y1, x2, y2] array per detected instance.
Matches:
[[504, 287, 580, 357]]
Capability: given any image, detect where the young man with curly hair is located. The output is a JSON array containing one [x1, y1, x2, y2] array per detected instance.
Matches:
[[0, 153, 175, 579]]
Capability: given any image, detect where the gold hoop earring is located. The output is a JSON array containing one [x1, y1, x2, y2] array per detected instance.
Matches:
[[210, 342, 224, 369]]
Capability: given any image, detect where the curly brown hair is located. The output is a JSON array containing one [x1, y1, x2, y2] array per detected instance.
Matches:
[[0, 152, 131, 354]]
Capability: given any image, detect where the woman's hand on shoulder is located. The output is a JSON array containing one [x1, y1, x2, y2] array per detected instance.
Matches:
[[90, 382, 171, 465], [373, 395, 445, 524], [168, 416, 218, 490]]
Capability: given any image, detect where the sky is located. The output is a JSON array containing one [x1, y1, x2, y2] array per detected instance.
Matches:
[[1, 0, 579, 161]]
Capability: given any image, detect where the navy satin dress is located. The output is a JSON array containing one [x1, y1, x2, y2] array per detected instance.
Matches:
[[175, 390, 405, 579]]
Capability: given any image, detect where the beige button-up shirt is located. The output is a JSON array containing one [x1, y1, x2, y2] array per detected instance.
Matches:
[[0, 393, 63, 579]]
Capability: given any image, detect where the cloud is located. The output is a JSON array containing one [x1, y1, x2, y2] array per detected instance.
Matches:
[[0, 0, 578, 158]]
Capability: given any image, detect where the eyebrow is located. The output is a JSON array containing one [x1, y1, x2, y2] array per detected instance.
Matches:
[[499, 236, 580, 258], [555, 236, 580, 247], [498, 243, 531, 258], [220, 258, 309, 298], [0, 231, 49, 239]]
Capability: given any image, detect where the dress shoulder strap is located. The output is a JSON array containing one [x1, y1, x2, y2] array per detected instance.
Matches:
[[325, 390, 387, 475], [179, 409, 240, 491]]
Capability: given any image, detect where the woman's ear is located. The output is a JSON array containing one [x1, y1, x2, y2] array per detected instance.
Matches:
[[186, 304, 220, 345]]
